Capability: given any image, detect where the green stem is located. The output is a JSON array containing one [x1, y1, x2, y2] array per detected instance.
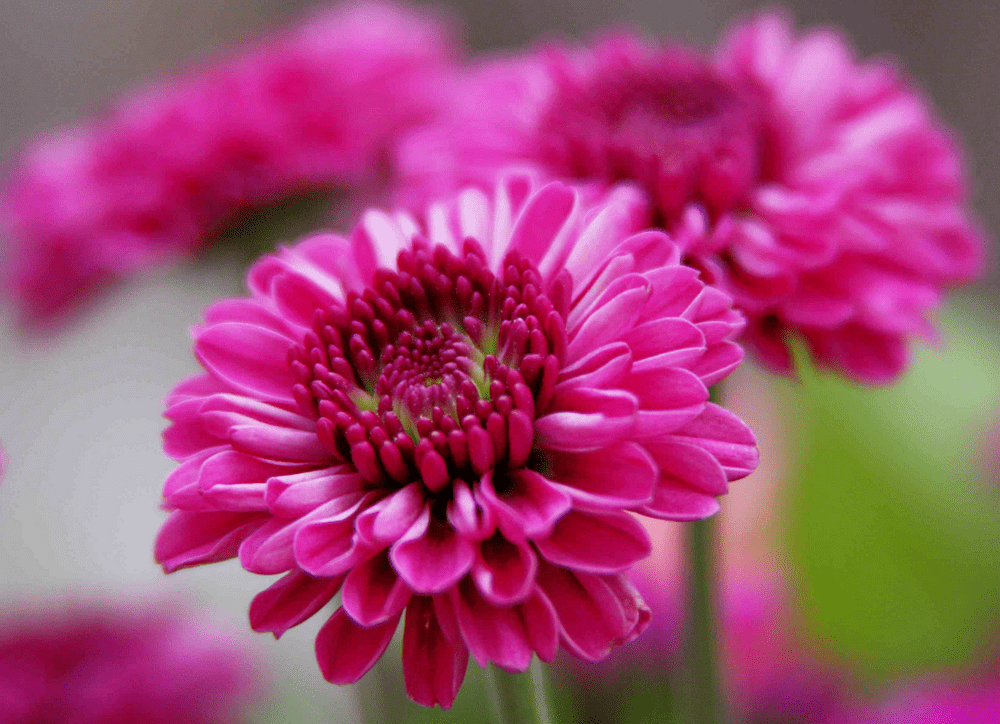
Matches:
[[682, 516, 726, 724], [484, 663, 553, 724]]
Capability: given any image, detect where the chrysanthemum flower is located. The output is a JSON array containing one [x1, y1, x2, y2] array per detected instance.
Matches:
[[154, 174, 758, 707], [394, 13, 985, 383], [2, 1, 456, 326], [0, 600, 260, 724]]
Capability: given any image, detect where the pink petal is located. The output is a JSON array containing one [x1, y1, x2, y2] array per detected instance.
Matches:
[[194, 322, 297, 404], [507, 181, 577, 272], [315, 608, 399, 685], [546, 442, 657, 508], [402, 596, 469, 709], [355, 482, 426, 546], [294, 492, 378, 577], [534, 510, 651, 573], [639, 484, 721, 521], [624, 317, 705, 362], [535, 388, 638, 452], [555, 342, 632, 390], [250, 570, 344, 639], [644, 440, 728, 496], [688, 340, 745, 387], [471, 535, 538, 606], [155, 510, 267, 573], [450, 579, 533, 672], [162, 399, 222, 460], [521, 590, 559, 663], [624, 367, 708, 438], [228, 422, 331, 463], [265, 467, 365, 518], [536, 563, 647, 662], [446, 479, 496, 541], [477, 469, 571, 542], [390, 508, 476, 594], [566, 283, 650, 363], [342, 551, 413, 627], [670, 403, 759, 481]]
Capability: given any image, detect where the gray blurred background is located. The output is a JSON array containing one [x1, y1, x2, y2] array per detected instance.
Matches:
[[0, 2, 996, 723]]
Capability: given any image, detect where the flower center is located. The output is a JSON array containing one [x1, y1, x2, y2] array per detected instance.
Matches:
[[288, 237, 567, 494], [536, 46, 757, 219]]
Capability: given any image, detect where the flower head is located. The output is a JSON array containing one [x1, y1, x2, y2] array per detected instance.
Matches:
[[2, 1, 457, 326], [394, 13, 985, 383], [155, 174, 757, 707], [0, 600, 260, 724]]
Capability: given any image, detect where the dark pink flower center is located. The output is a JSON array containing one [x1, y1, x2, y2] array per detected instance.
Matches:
[[536, 45, 757, 219], [288, 238, 566, 497]]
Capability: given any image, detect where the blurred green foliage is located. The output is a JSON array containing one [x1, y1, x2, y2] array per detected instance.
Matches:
[[785, 301, 1000, 682]]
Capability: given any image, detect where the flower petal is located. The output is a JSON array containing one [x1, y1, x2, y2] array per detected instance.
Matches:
[[546, 442, 657, 509], [402, 596, 469, 709], [535, 388, 638, 452], [450, 579, 532, 672], [477, 469, 571, 542], [534, 510, 651, 573], [342, 551, 412, 627], [471, 534, 538, 606], [390, 508, 476, 594], [315, 608, 399, 685], [250, 570, 344, 639], [155, 510, 267, 573], [194, 322, 297, 404]]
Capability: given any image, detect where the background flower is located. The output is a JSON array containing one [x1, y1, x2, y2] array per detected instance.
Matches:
[[1, 1, 458, 327], [154, 173, 757, 707], [393, 11, 986, 383], [0, 599, 261, 724]]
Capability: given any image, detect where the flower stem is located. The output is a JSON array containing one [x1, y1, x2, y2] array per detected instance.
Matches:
[[682, 516, 726, 724], [484, 663, 553, 724]]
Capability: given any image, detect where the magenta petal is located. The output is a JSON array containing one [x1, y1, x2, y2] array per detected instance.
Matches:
[[342, 551, 413, 627], [265, 467, 364, 518], [450, 579, 533, 672], [547, 442, 657, 508], [624, 317, 705, 361], [624, 367, 708, 437], [688, 340, 745, 387], [477, 470, 571, 542], [535, 388, 638, 452], [249, 570, 344, 639], [534, 510, 651, 573], [555, 342, 632, 390], [163, 400, 223, 460], [294, 493, 377, 577], [194, 322, 297, 404], [238, 518, 298, 575], [639, 484, 721, 521], [390, 509, 476, 594], [566, 284, 650, 363], [670, 402, 759, 481], [155, 510, 266, 573], [229, 423, 330, 463], [446, 479, 496, 541], [355, 482, 426, 546], [536, 564, 646, 662], [402, 596, 469, 709], [471, 535, 538, 606], [645, 440, 728, 496], [315, 608, 399, 685], [507, 181, 577, 271], [521, 590, 559, 663]]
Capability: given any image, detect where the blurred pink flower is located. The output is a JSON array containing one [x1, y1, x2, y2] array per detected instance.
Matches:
[[830, 677, 1000, 724], [0, 600, 260, 724], [2, 2, 457, 327], [154, 173, 758, 707], [394, 12, 985, 383]]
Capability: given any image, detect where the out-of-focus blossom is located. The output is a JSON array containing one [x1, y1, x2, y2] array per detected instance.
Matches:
[[0, 600, 260, 724], [2, 2, 457, 326], [829, 678, 1000, 724], [394, 12, 985, 383], [154, 173, 758, 707]]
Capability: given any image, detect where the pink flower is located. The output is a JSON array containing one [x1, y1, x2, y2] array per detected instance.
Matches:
[[830, 678, 1000, 724], [0, 600, 260, 724], [154, 173, 758, 707], [394, 14, 985, 383], [2, 2, 457, 327]]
